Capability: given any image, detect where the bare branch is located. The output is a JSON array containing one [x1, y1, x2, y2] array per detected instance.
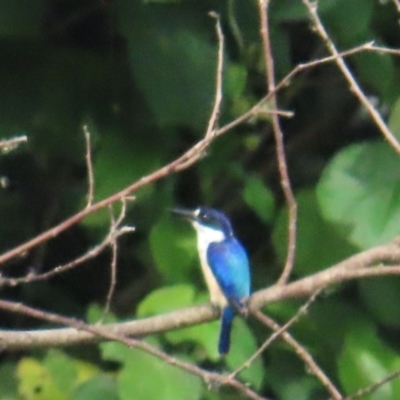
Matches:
[[0, 135, 27, 153], [302, 0, 400, 154], [344, 365, 400, 400], [205, 12, 224, 140], [101, 199, 130, 319], [227, 0, 244, 54], [0, 14, 228, 269], [83, 124, 95, 208], [0, 299, 270, 400], [1, 33, 397, 270], [2, 240, 400, 351], [215, 40, 398, 138], [254, 310, 343, 400], [175, 12, 225, 172], [258, 0, 297, 285], [0, 204, 135, 288], [230, 289, 321, 379], [250, 239, 400, 310], [391, 0, 400, 13]]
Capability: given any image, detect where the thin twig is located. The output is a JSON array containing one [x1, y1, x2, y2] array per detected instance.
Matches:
[[0, 215, 135, 289], [227, 0, 244, 54], [343, 365, 400, 400], [258, 0, 297, 285], [230, 289, 321, 379], [175, 12, 225, 172], [327, 264, 400, 280], [0, 12, 226, 270], [83, 124, 95, 208], [370, 44, 400, 56], [273, 41, 376, 95], [0, 299, 269, 400], [0, 135, 27, 153], [0, 233, 114, 287], [391, 0, 400, 13], [302, 0, 400, 154], [0, 39, 392, 269], [250, 239, 400, 310], [101, 199, 129, 319], [215, 40, 397, 138], [253, 310, 343, 400], [205, 12, 224, 140], [2, 240, 400, 351]]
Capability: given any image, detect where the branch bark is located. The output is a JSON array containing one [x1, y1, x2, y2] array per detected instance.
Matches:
[[2, 239, 400, 351]]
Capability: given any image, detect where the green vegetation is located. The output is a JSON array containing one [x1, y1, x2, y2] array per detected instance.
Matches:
[[1, 0, 400, 399]]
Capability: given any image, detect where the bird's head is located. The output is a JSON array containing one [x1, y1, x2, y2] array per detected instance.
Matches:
[[172, 207, 234, 241]]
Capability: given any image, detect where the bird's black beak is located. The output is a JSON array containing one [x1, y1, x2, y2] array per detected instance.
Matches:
[[171, 207, 197, 221]]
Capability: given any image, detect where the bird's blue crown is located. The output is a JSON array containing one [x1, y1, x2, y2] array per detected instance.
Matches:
[[193, 207, 234, 238]]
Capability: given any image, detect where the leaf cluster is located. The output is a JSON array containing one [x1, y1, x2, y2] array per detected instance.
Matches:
[[1, 0, 400, 399]]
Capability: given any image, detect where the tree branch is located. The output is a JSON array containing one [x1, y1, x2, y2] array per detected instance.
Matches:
[[258, 0, 297, 285], [302, 0, 400, 154], [2, 239, 400, 351]]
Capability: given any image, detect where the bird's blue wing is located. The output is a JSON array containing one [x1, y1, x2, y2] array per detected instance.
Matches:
[[207, 238, 251, 306]]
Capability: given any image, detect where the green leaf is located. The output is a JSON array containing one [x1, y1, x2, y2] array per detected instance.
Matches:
[[224, 64, 247, 100], [82, 132, 160, 228], [0, 362, 18, 398], [101, 336, 162, 364], [101, 342, 131, 364], [118, 350, 202, 400], [159, 291, 219, 360], [137, 284, 196, 317], [273, 189, 355, 275], [278, 377, 320, 400], [166, 317, 220, 360], [29, 48, 101, 163], [72, 375, 118, 400], [118, 0, 218, 130], [321, 0, 374, 45], [137, 287, 261, 367], [338, 320, 400, 399], [94, 134, 160, 201], [317, 141, 400, 249], [150, 216, 196, 283], [272, 0, 337, 22], [353, 51, 395, 104], [136, 286, 222, 359], [86, 303, 118, 324], [44, 350, 77, 395], [243, 175, 275, 223], [271, 0, 310, 21], [265, 348, 321, 400], [226, 318, 264, 389], [0, 0, 46, 37], [389, 97, 400, 140], [270, 24, 292, 79], [17, 358, 66, 400], [358, 277, 400, 329], [311, 299, 364, 351]]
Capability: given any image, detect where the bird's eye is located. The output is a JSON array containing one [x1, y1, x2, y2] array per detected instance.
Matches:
[[199, 212, 211, 223]]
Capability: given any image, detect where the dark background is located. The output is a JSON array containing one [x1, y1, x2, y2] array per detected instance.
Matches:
[[1, 1, 400, 399]]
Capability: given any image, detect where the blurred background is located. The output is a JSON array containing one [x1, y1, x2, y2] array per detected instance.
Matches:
[[1, 1, 400, 399]]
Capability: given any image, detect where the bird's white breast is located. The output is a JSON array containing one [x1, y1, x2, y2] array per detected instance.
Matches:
[[192, 222, 227, 308]]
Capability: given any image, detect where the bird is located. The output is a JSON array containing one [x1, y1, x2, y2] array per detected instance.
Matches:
[[172, 207, 251, 354]]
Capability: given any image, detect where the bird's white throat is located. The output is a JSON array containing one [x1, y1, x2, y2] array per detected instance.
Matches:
[[192, 221, 225, 249], [192, 221, 227, 308]]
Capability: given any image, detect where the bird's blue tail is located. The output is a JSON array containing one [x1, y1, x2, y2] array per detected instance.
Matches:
[[219, 306, 235, 354]]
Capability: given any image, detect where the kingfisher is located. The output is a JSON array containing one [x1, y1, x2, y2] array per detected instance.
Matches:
[[172, 207, 251, 354]]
